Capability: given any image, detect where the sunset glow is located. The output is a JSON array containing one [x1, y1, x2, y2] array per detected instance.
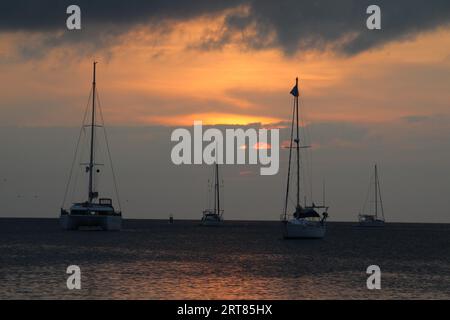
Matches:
[[2, 14, 450, 128]]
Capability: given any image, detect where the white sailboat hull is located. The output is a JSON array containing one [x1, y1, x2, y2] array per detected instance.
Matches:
[[201, 216, 224, 227], [201, 209, 224, 227], [283, 219, 326, 239], [59, 214, 122, 231], [201, 220, 224, 227]]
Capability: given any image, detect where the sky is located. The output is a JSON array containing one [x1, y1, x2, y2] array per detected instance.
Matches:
[[1, 0, 450, 222]]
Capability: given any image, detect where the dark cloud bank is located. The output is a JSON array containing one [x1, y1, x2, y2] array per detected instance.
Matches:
[[1, 0, 450, 56]]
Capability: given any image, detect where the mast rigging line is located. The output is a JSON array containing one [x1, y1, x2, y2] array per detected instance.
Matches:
[[283, 96, 296, 220], [96, 89, 122, 212], [361, 169, 375, 216], [375, 164, 384, 220], [298, 92, 314, 205], [61, 88, 93, 208], [378, 178, 385, 220], [70, 129, 88, 205]]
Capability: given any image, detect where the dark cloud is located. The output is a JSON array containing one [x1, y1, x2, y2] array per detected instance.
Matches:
[[1, 0, 450, 57], [0, 0, 242, 60], [213, 0, 450, 55], [0, 1, 241, 31]]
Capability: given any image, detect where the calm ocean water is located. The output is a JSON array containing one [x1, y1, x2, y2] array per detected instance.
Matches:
[[0, 219, 449, 300]]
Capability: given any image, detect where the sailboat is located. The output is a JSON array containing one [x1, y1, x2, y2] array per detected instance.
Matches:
[[201, 162, 224, 226], [358, 164, 385, 227], [60, 62, 122, 231], [282, 78, 329, 239]]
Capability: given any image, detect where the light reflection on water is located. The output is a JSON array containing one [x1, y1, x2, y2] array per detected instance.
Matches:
[[1, 220, 450, 299]]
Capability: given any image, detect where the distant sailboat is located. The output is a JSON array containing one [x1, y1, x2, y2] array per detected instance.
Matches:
[[201, 162, 224, 226], [282, 78, 329, 239], [60, 62, 122, 231], [358, 164, 385, 227]]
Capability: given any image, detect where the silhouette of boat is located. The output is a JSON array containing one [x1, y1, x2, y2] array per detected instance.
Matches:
[[60, 62, 122, 231], [201, 162, 224, 226], [281, 78, 328, 239], [358, 164, 385, 228]]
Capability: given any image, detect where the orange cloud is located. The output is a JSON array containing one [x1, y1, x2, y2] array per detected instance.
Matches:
[[143, 113, 282, 126], [1, 17, 450, 127]]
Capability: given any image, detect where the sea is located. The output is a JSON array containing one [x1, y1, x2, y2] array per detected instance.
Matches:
[[0, 219, 449, 300]]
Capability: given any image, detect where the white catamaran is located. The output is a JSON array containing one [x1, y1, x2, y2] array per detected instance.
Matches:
[[281, 78, 329, 239], [358, 164, 385, 228], [60, 62, 122, 231], [201, 162, 224, 226]]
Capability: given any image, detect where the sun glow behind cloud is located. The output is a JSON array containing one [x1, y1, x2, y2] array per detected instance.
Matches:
[[145, 113, 281, 126], [1, 13, 450, 127]]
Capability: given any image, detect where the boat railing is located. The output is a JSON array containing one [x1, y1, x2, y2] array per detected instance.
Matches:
[[281, 213, 326, 222]]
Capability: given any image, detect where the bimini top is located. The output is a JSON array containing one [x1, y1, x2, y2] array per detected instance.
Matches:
[[70, 198, 115, 212]]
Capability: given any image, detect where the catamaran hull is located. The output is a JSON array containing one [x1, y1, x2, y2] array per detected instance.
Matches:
[[59, 215, 122, 231], [283, 222, 326, 239]]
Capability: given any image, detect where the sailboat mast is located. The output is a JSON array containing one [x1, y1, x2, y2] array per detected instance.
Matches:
[[374, 164, 378, 218], [283, 97, 295, 221], [215, 162, 220, 215], [284, 77, 301, 220], [88, 61, 97, 204], [295, 78, 300, 209], [377, 166, 385, 220]]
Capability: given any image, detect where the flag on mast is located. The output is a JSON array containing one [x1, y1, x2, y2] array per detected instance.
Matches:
[[290, 77, 299, 97]]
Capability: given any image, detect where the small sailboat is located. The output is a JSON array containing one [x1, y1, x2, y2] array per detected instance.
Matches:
[[201, 162, 224, 226], [60, 62, 122, 231], [281, 78, 329, 239], [358, 164, 385, 227]]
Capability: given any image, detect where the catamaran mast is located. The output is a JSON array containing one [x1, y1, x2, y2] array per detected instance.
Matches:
[[88, 61, 97, 204]]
